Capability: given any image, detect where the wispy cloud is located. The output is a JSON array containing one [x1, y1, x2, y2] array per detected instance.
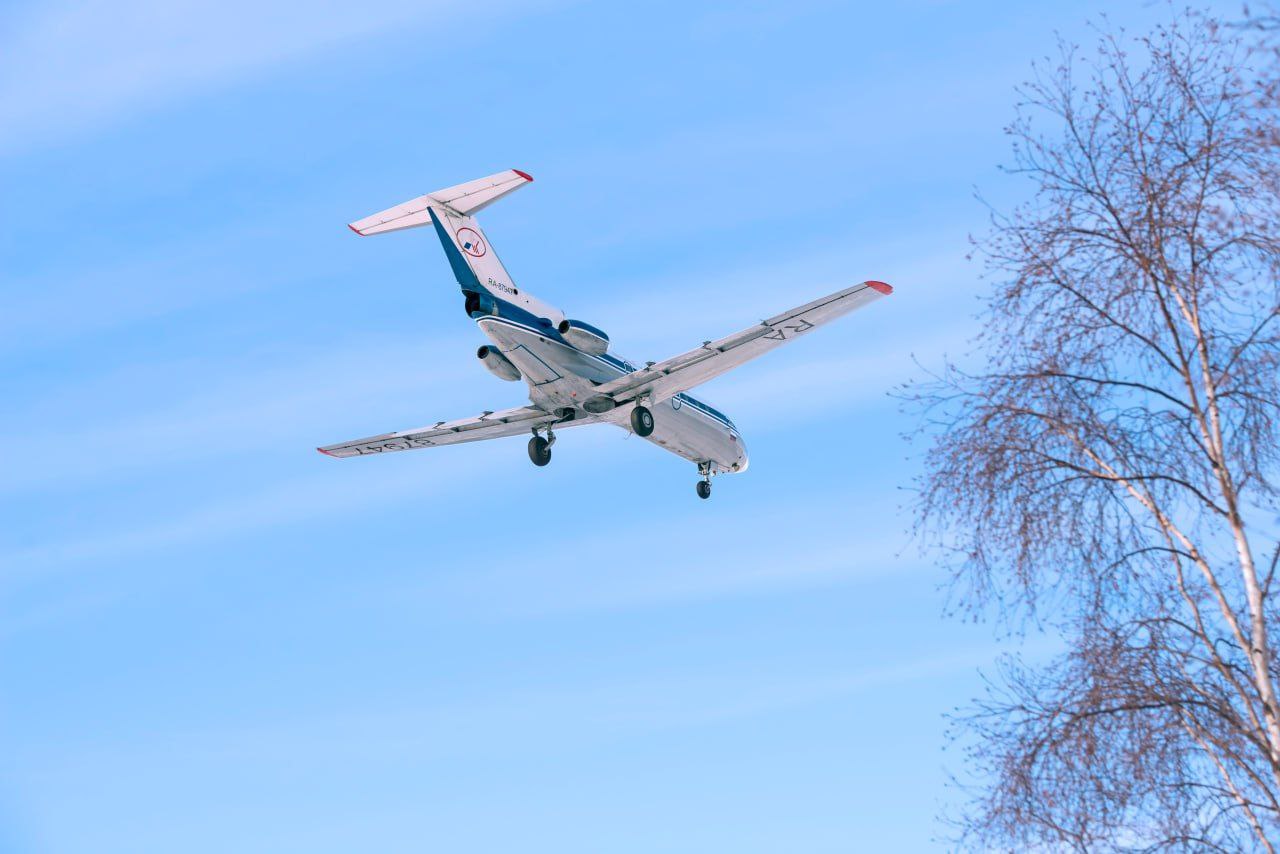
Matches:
[[0, 456, 479, 580], [0, 218, 326, 357], [389, 498, 916, 620], [475, 538, 910, 616], [2, 228, 967, 498], [0, 332, 476, 496], [0, 0, 538, 150], [574, 236, 975, 354], [20, 642, 1009, 769]]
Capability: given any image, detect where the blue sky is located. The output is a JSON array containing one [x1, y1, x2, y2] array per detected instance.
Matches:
[[0, 1, 1241, 851]]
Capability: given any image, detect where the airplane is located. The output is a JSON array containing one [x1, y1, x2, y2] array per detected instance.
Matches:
[[318, 169, 893, 499]]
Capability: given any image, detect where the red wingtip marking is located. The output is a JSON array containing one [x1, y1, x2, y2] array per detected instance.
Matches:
[[348, 224, 364, 236], [513, 169, 534, 182], [317, 447, 336, 457], [866, 280, 893, 295]]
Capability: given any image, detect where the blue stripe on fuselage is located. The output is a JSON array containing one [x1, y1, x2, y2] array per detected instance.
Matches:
[[423, 203, 738, 435], [429, 208, 483, 290], [477, 298, 737, 432], [593, 352, 735, 428]]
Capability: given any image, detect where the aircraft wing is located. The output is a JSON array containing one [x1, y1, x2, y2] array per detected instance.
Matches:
[[589, 281, 892, 408], [318, 404, 576, 458]]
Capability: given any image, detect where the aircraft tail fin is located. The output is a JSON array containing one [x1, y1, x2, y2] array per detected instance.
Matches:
[[346, 169, 562, 321], [348, 169, 533, 237]]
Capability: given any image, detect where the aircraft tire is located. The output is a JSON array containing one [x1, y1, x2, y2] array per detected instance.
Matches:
[[696, 480, 712, 500], [528, 436, 552, 466], [631, 405, 655, 437]]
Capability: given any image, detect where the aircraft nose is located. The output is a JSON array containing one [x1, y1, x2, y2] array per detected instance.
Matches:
[[733, 435, 749, 473]]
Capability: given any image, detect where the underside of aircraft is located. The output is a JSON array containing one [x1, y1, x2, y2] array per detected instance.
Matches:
[[318, 169, 893, 498]]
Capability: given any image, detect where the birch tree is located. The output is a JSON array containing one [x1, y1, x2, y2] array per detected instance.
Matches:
[[910, 12, 1280, 849]]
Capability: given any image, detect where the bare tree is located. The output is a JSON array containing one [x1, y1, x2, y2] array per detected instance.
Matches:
[[908, 10, 1280, 850]]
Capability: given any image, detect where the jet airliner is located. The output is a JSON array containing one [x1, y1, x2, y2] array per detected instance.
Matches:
[[318, 170, 893, 498]]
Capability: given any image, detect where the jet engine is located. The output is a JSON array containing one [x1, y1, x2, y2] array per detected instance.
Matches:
[[477, 345, 520, 381], [556, 319, 609, 356]]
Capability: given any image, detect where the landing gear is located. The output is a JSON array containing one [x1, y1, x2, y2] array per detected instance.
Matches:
[[528, 425, 555, 467], [528, 436, 551, 466], [696, 461, 712, 499], [631, 404, 655, 437]]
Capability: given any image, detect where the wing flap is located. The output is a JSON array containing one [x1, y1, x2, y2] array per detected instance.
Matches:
[[318, 404, 574, 459], [716, 325, 775, 350]]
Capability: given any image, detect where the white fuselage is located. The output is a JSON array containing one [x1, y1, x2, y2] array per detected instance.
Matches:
[[476, 313, 749, 475], [329, 170, 890, 490]]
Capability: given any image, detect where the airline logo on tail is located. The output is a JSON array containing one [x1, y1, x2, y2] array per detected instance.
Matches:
[[457, 227, 486, 257]]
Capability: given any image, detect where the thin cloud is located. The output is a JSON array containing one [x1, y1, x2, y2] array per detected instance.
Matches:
[[0, 0, 535, 150], [0, 218, 324, 357], [456, 539, 910, 618], [1, 235, 965, 496], [0, 333, 476, 496], [0, 459, 478, 579], [20, 642, 1020, 773]]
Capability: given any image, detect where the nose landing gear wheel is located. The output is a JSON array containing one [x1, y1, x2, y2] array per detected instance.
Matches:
[[696, 479, 711, 499], [631, 405, 655, 437], [528, 435, 552, 466]]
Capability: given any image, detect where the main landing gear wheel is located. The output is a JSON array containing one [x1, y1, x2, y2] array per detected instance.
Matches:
[[696, 479, 712, 500], [528, 435, 552, 466], [631, 405, 655, 437]]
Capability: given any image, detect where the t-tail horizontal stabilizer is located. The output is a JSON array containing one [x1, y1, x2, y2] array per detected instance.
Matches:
[[347, 169, 534, 236], [345, 168, 561, 321]]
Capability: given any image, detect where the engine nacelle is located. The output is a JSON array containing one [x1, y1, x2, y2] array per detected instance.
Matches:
[[477, 345, 521, 382], [463, 289, 497, 318], [557, 319, 609, 356]]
